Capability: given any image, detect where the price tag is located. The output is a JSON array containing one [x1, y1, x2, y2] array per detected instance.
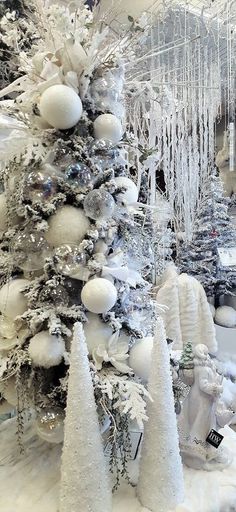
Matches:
[[206, 429, 224, 448], [218, 247, 236, 267]]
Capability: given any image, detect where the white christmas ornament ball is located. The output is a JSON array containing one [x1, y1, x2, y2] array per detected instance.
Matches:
[[28, 330, 65, 368], [129, 336, 153, 381], [0, 278, 29, 319], [45, 206, 90, 248], [114, 176, 139, 204], [0, 193, 7, 232], [94, 113, 123, 143], [215, 305, 236, 328], [39, 85, 83, 130], [81, 278, 117, 314]]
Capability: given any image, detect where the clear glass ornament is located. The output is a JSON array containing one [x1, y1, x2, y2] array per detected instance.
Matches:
[[24, 169, 60, 203], [64, 162, 92, 189], [89, 68, 125, 118], [63, 277, 83, 305], [36, 407, 64, 444], [54, 244, 86, 276], [84, 189, 115, 220], [11, 231, 51, 271], [38, 284, 69, 307], [88, 139, 119, 170]]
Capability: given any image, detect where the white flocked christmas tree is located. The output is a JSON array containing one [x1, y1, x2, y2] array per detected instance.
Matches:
[[137, 316, 184, 512], [60, 322, 112, 512]]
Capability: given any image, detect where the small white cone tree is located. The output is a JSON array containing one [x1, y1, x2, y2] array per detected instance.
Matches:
[[137, 317, 185, 512], [59, 322, 112, 512]]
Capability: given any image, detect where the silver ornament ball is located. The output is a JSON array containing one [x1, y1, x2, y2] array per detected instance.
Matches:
[[11, 231, 50, 271], [24, 169, 60, 203], [54, 244, 86, 276], [64, 162, 92, 189], [84, 189, 115, 220], [36, 407, 65, 444]]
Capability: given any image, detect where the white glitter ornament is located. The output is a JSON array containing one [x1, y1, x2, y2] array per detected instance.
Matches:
[[209, 303, 216, 318], [93, 113, 123, 143], [81, 278, 117, 314], [28, 330, 65, 368], [0, 278, 29, 319], [45, 206, 90, 248], [215, 305, 236, 328], [36, 407, 64, 444], [114, 176, 138, 204], [39, 85, 83, 130], [59, 323, 112, 512], [129, 336, 153, 381]]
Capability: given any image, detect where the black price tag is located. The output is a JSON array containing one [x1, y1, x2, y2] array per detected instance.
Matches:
[[206, 429, 224, 448]]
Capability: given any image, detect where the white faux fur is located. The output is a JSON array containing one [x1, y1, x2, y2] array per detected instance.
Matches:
[[156, 266, 217, 353]]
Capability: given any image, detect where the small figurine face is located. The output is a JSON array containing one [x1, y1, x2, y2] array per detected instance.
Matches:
[[193, 343, 209, 361]]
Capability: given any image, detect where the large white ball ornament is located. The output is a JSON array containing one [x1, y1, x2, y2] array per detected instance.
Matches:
[[0, 278, 29, 319], [39, 85, 83, 130], [94, 113, 123, 143], [215, 305, 236, 328], [113, 176, 139, 204], [81, 278, 117, 314], [129, 336, 153, 381], [45, 206, 90, 248], [28, 330, 65, 368]]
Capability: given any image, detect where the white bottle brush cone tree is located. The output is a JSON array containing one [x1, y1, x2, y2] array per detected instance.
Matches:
[[59, 322, 112, 512], [137, 317, 184, 512]]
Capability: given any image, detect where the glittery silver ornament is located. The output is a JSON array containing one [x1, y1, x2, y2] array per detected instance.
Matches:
[[36, 407, 64, 444], [38, 284, 69, 306], [64, 162, 92, 189], [88, 139, 119, 170], [84, 189, 115, 220], [54, 244, 86, 276], [24, 169, 59, 202], [11, 231, 51, 271]]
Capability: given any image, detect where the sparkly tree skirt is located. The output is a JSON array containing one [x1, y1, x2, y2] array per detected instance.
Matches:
[[1, 419, 236, 512]]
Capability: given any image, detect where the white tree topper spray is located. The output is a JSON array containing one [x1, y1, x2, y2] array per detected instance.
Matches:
[[137, 317, 184, 512], [59, 322, 112, 512]]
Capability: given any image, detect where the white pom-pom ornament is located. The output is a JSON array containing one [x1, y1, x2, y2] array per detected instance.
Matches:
[[39, 84, 83, 130], [0, 278, 29, 319], [129, 336, 153, 381], [28, 330, 65, 368], [45, 206, 90, 248], [215, 305, 236, 328], [114, 176, 138, 204], [93, 113, 123, 143], [81, 278, 117, 314]]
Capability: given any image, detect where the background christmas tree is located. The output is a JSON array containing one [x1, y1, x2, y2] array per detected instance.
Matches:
[[0, 0, 155, 485], [178, 171, 236, 300]]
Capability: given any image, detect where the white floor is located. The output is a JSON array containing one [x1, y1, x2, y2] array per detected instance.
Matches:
[[0, 419, 236, 512]]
